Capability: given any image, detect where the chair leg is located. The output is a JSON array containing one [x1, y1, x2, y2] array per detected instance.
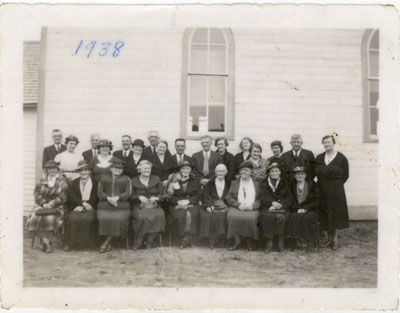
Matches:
[[126, 230, 130, 250], [31, 236, 35, 248], [159, 233, 163, 248]]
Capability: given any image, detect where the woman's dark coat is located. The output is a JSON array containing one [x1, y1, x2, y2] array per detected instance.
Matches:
[[315, 151, 349, 230]]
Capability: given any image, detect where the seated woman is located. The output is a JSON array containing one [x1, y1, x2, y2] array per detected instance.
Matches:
[[54, 135, 83, 183], [169, 161, 202, 249], [286, 166, 319, 249], [200, 164, 230, 249], [27, 160, 68, 253], [260, 163, 292, 253], [226, 161, 261, 251], [248, 143, 269, 182], [97, 159, 132, 253], [90, 139, 119, 182], [131, 160, 166, 250], [64, 160, 98, 251]]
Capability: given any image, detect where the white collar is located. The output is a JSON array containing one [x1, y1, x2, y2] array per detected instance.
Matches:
[[203, 150, 210, 157], [293, 149, 302, 156]]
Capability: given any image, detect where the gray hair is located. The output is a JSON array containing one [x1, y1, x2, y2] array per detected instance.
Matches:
[[215, 163, 228, 173], [290, 133, 303, 142], [137, 160, 153, 173]]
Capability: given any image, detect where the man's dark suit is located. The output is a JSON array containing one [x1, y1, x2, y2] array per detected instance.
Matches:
[[191, 150, 223, 181], [281, 148, 316, 181], [42, 144, 66, 167], [112, 149, 141, 179], [171, 153, 193, 170], [82, 149, 96, 163]]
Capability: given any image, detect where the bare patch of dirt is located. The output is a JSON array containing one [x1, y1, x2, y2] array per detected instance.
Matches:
[[23, 222, 377, 288]]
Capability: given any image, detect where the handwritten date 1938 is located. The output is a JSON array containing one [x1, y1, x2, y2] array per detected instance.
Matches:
[[74, 40, 125, 58]]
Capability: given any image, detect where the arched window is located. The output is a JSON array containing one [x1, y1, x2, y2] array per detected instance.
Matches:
[[361, 29, 379, 142], [181, 28, 234, 139]]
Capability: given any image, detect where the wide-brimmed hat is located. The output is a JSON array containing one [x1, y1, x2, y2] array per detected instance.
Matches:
[[132, 139, 145, 148], [178, 160, 195, 170], [76, 160, 92, 171], [267, 162, 281, 173], [97, 139, 112, 148], [110, 158, 125, 168], [239, 160, 254, 170], [293, 166, 307, 173], [43, 160, 60, 169]]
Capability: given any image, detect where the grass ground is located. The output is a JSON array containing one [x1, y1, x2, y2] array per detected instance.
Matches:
[[23, 221, 377, 288]]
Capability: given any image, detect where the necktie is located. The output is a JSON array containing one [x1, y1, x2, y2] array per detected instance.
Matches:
[[203, 152, 209, 176], [94, 149, 97, 156], [124, 151, 128, 158], [179, 154, 183, 165], [56, 145, 59, 153]]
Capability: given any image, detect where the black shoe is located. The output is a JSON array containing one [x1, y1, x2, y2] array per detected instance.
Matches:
[[229, 238, 241, 250], [180, 236, 190, 249], [209, 240, 215, 249], [264, 242, 273, 253], [321, 240, 332, 248], [331, 241, 339, 250]]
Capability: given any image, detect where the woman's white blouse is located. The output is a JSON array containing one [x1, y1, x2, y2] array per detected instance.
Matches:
[[215, 179, 225, 198]]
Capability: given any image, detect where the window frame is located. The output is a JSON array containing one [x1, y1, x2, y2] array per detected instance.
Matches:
[[181, 27, 235, 140], [361, 28, 379, 143]]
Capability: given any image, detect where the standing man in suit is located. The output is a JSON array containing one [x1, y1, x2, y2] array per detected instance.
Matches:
[[192, 135, 223, 187], [42, 129, 66, 168], [281, 133, 316, 181], [82, 133, 101, 163], [143, 130, 171, 159], [172, 138, 192, 169], [113, 135, 136, 177]]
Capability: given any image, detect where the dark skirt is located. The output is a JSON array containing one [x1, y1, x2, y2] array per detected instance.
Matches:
[[97, 201, 131, 237], [132, 207, 166, 239], [318, 178, 349, 231], [199, 209, 227, 239], [68, 210, 96, 246], [286, 211, 318, 243], [261, 211, 290, 239], [226, 208, 259, 240], [169, 204, 200, 237]]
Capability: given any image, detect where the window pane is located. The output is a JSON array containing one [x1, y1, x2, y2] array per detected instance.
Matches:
[[369, 50, 379, 77], [190, 44, 208, 73], [192, 28, 208, 44], [208, 76, 226, 103], [370, 30, 379, 49], [210, 28, 225, 44], [370, 107, 379, 135], [369, 80, 379, 107], [208, 105, 225, 132], [190, 76, 207, 103], [209, 45, 226, 73], [189, 104, 207, 133]]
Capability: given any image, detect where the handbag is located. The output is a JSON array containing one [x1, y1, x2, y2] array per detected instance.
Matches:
[[35, 208, 59, 216]]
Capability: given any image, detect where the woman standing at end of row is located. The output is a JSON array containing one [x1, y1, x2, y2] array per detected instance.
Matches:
[[315, 135, 349, 250]]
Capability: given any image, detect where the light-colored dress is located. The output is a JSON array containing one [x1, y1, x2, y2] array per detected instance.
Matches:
[[54, 151, 83, 182]]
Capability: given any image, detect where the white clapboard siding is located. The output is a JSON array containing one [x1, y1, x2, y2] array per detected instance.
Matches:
[[23, 107, 37, 216], [23, 41, 40, 216], [36, 27, 377, 219], [23, 41, 41, 104]]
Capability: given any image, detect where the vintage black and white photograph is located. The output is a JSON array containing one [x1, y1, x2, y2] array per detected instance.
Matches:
[[1, 3, 399, 311]]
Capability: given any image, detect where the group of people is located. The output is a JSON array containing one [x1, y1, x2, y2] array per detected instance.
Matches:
[[27, 130, 349, 254]]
